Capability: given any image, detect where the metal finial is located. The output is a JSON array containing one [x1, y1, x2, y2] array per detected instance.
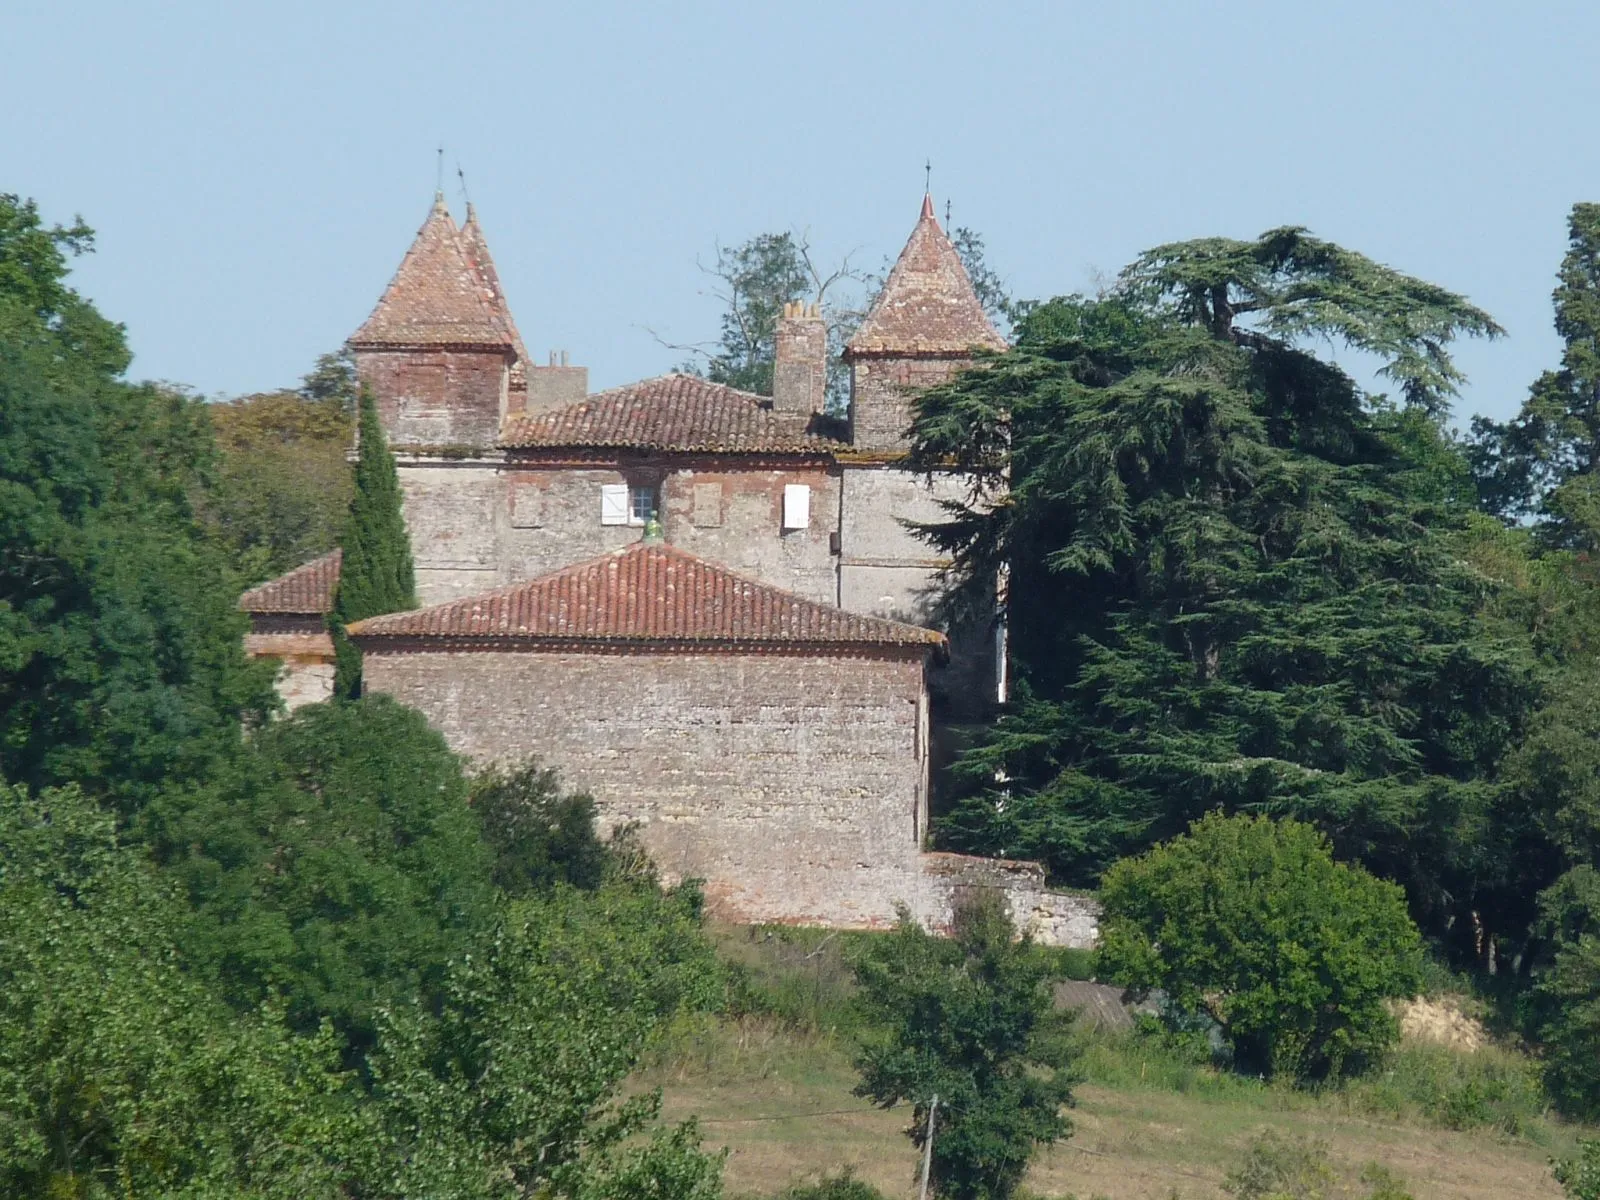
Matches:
[[945, 198, 952, 230], [456, 161, 472, 208], [924, 158, 932, 194], [435, 146, 445, 199]]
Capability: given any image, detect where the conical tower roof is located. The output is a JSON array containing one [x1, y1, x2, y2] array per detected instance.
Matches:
[[846, 194, 1007, 358], [459, 202, 530, 387], [349, 195, 513, 349]]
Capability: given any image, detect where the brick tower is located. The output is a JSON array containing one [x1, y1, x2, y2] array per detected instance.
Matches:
[[347, 194, 516, 449], [842, 193, 1007, 453]]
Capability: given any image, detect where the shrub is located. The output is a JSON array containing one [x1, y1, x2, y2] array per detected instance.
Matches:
[[1223, 1131, 1336, 1200], [1555, 1140, 1600, 1200], [850, 895, 1079, 1200], [776, 1169, 888, 1200], [1099, 813, 1424, 1081]]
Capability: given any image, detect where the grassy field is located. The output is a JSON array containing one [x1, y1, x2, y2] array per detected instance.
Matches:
[[632, 926, 1596, 1200]]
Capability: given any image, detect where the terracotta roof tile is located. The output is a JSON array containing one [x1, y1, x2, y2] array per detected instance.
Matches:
[[498, 374, 844, 455], [459, 203, 530, 388], [347, 542, 944, 650], [349, 196, 514, 350], [237, 550, 342, 614], [845, 194, 1008, 358]]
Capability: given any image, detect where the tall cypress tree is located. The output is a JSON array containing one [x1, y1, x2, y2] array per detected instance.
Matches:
[[331, 385, 415, 697]]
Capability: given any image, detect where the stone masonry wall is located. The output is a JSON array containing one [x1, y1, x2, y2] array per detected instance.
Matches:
[[839, 465, 998, 719], [396, 460, 504, 604], [848, 356, 973, 454], [244, 615, 334, 711], [356, 347, 509, 449], [362, 647, 933, 928]]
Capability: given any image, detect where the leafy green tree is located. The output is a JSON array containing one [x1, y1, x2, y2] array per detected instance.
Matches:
[[0, 194, 274, 813], [1471, 203, 1600, 546], [910, 231, 1535, 950], [1532, 865, 1600, 1118], [1098, 813, 1424, 1080], [367, 880, 725, 1200], [471, 760, 610, 896], [850, 895, 1078, 1200], [331, 383, 416, 697], [0, 782, 369, 1197], [146, 696, 494, 1061], [205, 382, 353, 584]]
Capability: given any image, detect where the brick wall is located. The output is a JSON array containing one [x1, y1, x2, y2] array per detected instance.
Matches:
[[396, 460, 504, 604], [355, 347, 510, 449], [361, 646, 934, 928]]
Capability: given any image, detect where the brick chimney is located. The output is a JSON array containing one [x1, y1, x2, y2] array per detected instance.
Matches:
[[772, 301, 827, 416]]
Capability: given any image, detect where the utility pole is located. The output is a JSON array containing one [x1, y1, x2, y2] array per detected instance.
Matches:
[[918, 1094, 939, 1200]]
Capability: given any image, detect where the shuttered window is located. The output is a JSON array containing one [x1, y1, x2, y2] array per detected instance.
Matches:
[[600, 483, 629, 525], [782, 484, 811, 530]]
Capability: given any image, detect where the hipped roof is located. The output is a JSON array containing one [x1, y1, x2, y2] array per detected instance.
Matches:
[[347, 541, 944, 651], [237, 550, 342, 614]]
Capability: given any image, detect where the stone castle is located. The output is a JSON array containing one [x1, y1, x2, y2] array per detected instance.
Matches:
[[239, 192, 1097, 945]]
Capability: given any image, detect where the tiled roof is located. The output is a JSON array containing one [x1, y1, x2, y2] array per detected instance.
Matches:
[[459, 203, 530, 388], [349, 196, 514, 350], [845, 194, 1008, 358], [237, 550, 342, 614], [348, 542, 945, 650], [498, 374, 844, 455]]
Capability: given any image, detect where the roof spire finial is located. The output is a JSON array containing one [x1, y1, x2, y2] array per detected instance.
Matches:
[[434, 146, 445, 203], [456, 160, 473, 216]]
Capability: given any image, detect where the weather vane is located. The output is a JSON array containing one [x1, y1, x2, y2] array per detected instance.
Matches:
[[457, 161, 472, 207]]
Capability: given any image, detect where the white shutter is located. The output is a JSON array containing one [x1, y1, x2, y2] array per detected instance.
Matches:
[[600, 483, 629, 526], [782, 483, 811, 530]]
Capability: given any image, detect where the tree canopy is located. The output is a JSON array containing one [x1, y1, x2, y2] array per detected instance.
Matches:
[[910, 228, 1532, 956]]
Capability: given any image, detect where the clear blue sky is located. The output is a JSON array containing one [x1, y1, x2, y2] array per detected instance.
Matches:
[[5, 0, 1598, 424]]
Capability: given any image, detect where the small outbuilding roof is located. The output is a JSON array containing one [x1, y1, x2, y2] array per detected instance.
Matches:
[[845, 194, 1008, 358], [347, 542, 944, 652], [498, 373, 844, 455], [237, 549, 342, 615]]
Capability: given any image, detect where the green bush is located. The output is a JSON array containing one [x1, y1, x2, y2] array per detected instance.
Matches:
[[1555, 1140, 1600, 1200], [775, 1168, 887, 1200], [1099, 813, 1424, 1081], [1223, 1131, 1336, 1200]]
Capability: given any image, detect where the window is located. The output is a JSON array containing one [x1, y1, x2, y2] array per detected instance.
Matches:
[[601, 482, 658, 527], [630, 484, 657, 525], [782, 483, 811, 530]]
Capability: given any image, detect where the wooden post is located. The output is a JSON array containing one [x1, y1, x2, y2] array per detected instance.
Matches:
[[918, 1094, 938, 1200]]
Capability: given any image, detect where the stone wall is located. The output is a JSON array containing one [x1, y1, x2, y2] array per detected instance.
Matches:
[[839, 465, 998, 718], [400, 458, 842, 607], [396, 459, 504, 604], [920, 853, 1100, 950], [847, 356, 973, 454], [361, 646, 934, 928], [355, 347, 510, 449]]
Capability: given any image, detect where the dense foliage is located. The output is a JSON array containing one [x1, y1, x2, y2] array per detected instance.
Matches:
[[0, 193, 275, 813], [205, 363, 354, 584], [1557, 1140, 1600, 1200], [331, 383, 415, 697], [850, 896, 1078, 1200], [145, 697, 496, 1060], [1099, 813, 1424, 1080], [910, 228, 1547, 964], [471, 761, 610, 896], [0, 784, 368, 1198]]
